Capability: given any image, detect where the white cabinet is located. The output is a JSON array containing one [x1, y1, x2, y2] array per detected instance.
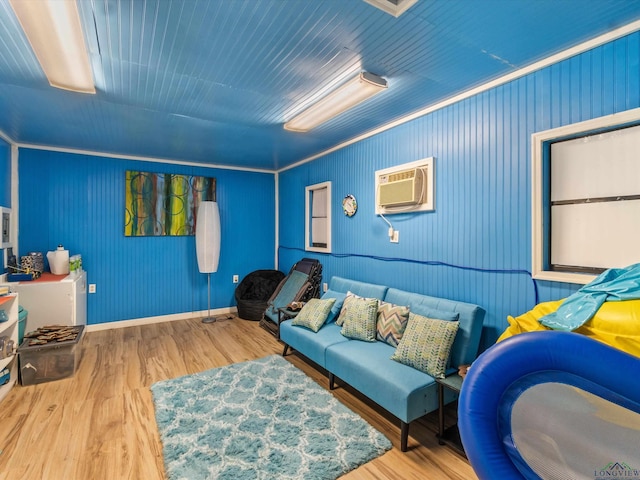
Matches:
[[0, 293, 19, 403], [11, 271, 87, 331]]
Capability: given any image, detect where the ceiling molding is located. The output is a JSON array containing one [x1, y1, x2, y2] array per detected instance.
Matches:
[[14, 142, 275, 174]]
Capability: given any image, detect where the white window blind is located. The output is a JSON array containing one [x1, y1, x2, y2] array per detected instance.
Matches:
[[305, 181, 331, 253], [550, 124, 640, 273]]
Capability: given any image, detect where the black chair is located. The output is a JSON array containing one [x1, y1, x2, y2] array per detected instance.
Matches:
[[259, 258, 322, 337], [235, 269, 285, 321]]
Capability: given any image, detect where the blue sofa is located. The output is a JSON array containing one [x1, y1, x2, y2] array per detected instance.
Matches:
[[280, 276, 485, 451]]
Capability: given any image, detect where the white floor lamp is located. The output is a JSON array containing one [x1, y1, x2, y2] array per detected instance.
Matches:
[[196, 201, 221, 324]]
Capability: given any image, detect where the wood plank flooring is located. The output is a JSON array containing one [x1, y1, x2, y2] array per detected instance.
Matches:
[[0, 316, 477, 480]]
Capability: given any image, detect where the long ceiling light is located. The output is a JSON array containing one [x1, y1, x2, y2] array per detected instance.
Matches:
[[362, 0, 419, 17], [9, 0, 95, 94], [284, 72, 388, 133]]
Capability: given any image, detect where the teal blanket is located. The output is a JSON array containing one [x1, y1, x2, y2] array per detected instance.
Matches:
[[539, 263, 640, 331]]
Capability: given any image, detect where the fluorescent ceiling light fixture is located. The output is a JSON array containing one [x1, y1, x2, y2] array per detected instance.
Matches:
[[363, 0, 419, 17], [9, 0, 95, 94], [284, 72, 388, 133]]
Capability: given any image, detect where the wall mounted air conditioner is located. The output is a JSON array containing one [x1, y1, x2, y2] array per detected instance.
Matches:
[[375, 158, 435, 214], [378, 168, 423, 207]]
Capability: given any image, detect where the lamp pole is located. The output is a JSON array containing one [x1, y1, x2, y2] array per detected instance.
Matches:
[[202, 272, 215, 323]]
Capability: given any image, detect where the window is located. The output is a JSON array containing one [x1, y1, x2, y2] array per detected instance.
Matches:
[[532, 108, 640, 284], [305, 181, 331, 253], [1, 207, 11, 248]]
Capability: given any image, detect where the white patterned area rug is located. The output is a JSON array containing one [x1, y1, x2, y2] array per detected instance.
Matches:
[[151, 355, 392, 480]]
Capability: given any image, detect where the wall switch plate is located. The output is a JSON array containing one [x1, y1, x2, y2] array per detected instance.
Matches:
[[323, 282, 328, 292], [89, 284, 96, 293], [232, 274, 239, 283], [391, 230, 400, 243]]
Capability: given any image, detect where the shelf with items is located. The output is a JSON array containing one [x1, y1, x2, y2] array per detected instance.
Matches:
[[0, 348, 14, 371], [0, 293, 19, 337], [0, 293, 19, 403], [0, 295, 14, 306]]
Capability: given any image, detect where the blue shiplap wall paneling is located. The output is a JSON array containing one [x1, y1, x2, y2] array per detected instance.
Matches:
[[0, 137, 10, 274], [18, 149, 276, 325], [279, 31, 640, 351], [0, 138, 10, 207]]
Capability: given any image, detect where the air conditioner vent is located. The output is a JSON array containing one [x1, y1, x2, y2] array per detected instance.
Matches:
[[375, 158, 435, 215], [378, 168, 424, 207], [362, 0, 419, 17]]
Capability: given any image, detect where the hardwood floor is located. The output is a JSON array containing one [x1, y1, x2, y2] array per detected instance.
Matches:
[[0, 316, 477, 480]]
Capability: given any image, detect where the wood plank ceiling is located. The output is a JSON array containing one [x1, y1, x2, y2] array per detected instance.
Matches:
[[0, 0, 639, 170]]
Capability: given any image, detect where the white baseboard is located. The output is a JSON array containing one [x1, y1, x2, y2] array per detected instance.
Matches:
[[84, 307, 238, 332]]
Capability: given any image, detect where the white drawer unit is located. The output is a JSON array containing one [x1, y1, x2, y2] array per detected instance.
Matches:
[[10, 271, 87, 332]]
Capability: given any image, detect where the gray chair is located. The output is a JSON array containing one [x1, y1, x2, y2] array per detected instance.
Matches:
[[259, 258, 322, 337]]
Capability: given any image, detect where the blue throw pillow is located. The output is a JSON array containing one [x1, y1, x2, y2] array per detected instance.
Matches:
[[321, 289, 347, 324], [410, 305, 460, 322]]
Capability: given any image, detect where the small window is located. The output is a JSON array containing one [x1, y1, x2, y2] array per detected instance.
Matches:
[[1, 207, 11, 248], [305, 181, 331, 253], [532, 109, 640, 284]]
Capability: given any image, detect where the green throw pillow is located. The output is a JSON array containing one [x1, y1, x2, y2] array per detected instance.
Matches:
[[291, 298, 336, 332], [336, 291, 373, 326], [391, 312, 459, 378], [376, 300, 410, 347], [340, 297, 379, 342]]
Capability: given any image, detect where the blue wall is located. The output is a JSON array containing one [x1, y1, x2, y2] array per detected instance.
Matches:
[[18, 149, 276, 325], [278, 32, 640, 351], [0, 138, 10, 207], [0, 138, 11, 273]]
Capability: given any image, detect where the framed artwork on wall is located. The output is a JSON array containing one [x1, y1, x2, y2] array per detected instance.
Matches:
[[124, 171, 216, 236]]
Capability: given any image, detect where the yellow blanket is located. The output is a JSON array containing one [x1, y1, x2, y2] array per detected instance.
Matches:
[[497, 299, 640, 358]]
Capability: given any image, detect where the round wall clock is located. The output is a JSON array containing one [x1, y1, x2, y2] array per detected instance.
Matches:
[[342, 194, 357, 217]]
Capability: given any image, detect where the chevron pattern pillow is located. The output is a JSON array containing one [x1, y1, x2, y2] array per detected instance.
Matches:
[[376, 301, 410, 347]]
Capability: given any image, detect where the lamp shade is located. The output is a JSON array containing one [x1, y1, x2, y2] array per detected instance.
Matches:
[[195, 201, 220, 273]]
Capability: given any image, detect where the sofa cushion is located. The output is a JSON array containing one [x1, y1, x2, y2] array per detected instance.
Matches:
[[376, 301, 410, 347], [391, 312, 460, 379], [329, 277, 388, 300], [325, 340, 441, 422], [280, 322, 348, 368], [341, 297, 379, 342], [320, 289, 347, 324], [292, 298, 336, 332]]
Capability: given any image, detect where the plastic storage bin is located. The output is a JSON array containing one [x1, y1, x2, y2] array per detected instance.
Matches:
[[18, 326, 84, 385], [18, 306, 27, 344]]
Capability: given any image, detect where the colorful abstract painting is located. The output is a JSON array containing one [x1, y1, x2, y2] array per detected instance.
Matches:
[[124, 171, 216, 236]]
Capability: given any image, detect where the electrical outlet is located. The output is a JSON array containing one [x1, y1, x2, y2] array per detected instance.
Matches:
[[390, 230, 400, 243], [233, 274, 239, 283], [323, 282, 328, 292], [89, 284, 96, 293]]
